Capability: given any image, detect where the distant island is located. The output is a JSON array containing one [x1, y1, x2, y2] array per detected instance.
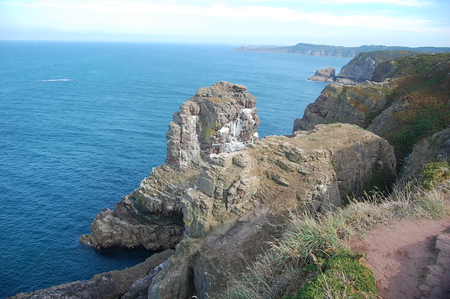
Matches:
[[234, 43, 450, 58]]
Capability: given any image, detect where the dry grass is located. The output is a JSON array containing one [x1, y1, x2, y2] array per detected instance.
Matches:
[[217, 181, 450, 299]]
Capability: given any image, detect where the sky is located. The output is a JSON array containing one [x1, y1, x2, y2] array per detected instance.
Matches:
[[0, 0, 449, 47]]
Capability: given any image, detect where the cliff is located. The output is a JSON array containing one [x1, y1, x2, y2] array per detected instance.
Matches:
[[307, 67, 336, 82], [12, 51, 450, 299], [308, 50, 420, 84], [336, 50, 419, 83], [235, 43, 450, 58], [77, 81, 396, 299], [295, 52, 450, 164]]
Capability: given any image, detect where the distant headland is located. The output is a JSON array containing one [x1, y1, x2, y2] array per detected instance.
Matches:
[[234, 43, 450, 58]]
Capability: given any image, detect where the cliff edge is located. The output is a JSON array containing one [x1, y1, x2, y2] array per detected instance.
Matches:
[[75, 81, 395, 299], [12, 50, 450, 299]]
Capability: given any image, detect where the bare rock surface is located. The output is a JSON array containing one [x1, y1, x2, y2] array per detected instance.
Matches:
[[148, 123, 396, 299], [78, 82, 396, 299], [308, 67, 336, 82], [293, 81, 390, 132], [8, 250, 174, 299], [166, 81, 260, 168], [80, 81, 260, 251], [420, 232, 450, 299]]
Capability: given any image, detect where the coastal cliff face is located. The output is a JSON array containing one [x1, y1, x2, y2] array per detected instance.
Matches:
[[148, 123, 396, 299], [308, 67, 336, 82], [234, 43, 450, 58], [76, 81, 396, 299], [296, 53, 450, 164], [10, 250, 174, 299], [293, 81, 391, 132], [15, 51, 450, 299], [336, 50, 419, 83]]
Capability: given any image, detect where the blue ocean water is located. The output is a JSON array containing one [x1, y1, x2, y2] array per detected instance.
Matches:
[[0, 41, 349, 298]]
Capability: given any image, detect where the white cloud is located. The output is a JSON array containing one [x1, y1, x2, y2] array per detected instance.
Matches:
[[205, 0, 433, 7], [1, 0, 444, 35]]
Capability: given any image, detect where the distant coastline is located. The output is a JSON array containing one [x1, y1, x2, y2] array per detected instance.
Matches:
[[234, 43, 450, 58]]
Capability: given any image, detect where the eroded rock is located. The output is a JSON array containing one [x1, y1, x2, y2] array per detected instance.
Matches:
[[308, 67, 336, 82], [166, 81, 260, 168], [77, 83, 396, 299], [148, 123, 396, 299], [293, 82, 390, 132], [9, 250, 174, 299]]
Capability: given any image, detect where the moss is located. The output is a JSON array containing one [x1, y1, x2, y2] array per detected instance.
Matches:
[[289, 250, 377, 299], [203, 126, 217, 140]]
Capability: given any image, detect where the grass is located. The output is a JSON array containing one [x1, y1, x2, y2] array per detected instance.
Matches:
[[422, 162, 450, 190], [218, 180, 449, 299]]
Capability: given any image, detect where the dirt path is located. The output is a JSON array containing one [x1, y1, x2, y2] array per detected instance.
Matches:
[[349, 216, 450, 299]]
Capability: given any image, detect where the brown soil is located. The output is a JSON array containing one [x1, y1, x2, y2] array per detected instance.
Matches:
[[349, 216, 450, 299]]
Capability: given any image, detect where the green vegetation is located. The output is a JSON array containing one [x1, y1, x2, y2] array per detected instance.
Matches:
[[385, 53, 450, 78], [423, 162, 450, 190], [363, 89, 395, 128], [219, 180, 449, 299], [290, 250, 376, 299], [349, 50, 419, 68], [370, 53, 450, 160], [392, 84, 450, 159]]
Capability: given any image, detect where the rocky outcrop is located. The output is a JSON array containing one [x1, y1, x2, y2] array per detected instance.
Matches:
[[293, 81, 391, 132], [166, 81, 260, 168], [398, 129, 450, 184], [77, 82, 396, 299], [80, 82, 260, 251], [9, 250, 174, 299], [79, 206, 184, 251], [300, 52, 450, 168], [335, 50, 419, 84], [147, 123, 396, 299], [308, 67, 336, 82]]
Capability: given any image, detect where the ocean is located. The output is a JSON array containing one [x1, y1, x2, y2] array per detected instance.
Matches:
[[0, 41, 349, 298]]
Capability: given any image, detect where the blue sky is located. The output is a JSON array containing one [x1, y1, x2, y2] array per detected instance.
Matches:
[[0, 0, 449, 46]]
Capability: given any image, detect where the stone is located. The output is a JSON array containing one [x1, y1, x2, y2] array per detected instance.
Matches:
[[147, 123, 396, 298], [308, 67, 336, 82], [293, 82, 390, 132], [10, 250, 174, 299], [166, 81, 260, 168]]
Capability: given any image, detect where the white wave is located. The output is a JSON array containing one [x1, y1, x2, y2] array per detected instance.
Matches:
[[41, 79, 70, 82]]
